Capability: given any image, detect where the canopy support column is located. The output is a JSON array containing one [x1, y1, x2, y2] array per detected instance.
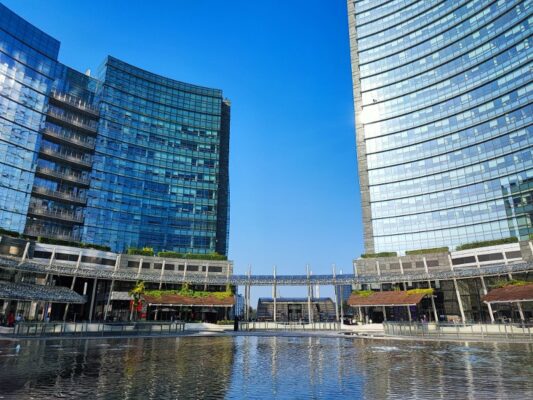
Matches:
[[306, 265, 312, 324], [273, 266, 277, 323], [428, 281, 438, 322], [89, 277, 97, 322], [453, 278, 466, 323], [333, 265, 339, 323], [63, 251, 83, 321], [480, 276, 495, 323], [517, 302, 526, 323]]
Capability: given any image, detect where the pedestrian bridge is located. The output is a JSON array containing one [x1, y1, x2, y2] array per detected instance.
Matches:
[[1, 255, 532, 286]]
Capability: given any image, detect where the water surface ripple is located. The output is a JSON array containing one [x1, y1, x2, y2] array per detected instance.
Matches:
[[0, 336, 531, 399]]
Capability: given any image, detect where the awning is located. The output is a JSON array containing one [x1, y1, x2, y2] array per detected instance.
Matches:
[[0, 281, 86, 304], [348, 291, 427, 307], [483, 284, 533, 304], [143, 294, 234, 307]]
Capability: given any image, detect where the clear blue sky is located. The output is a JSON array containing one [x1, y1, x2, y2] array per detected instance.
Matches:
[[4, 0, 363, 300]]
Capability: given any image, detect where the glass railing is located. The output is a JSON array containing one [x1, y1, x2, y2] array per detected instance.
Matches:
[[50, 91, 99, 115], [31, 186, 87, 204], [35, 166, 90, 186], [47, 109, 98, 133], [23, 225, 81, 242], [39, 146, 92, 167], [27, 206, 84, 223], [42, 126, 95, 150], [13, 321, 186, 337]]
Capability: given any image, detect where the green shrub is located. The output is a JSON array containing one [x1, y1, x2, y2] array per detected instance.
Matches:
[[529, 233, 533, 240], [406, 288, 434, 295], [351, 290, 374, 297], [492, 279, 530, 289], [157, 251, 227, 260], [361, 252, 397, 259], [405, 247, 449, 255], [127, 247, 154, 256], [144, 287, 233, 300], [0, 228, 20, 238], [216, 320, 234, 325], [37, 236, 111, 251], [456, 237, 518, 251]]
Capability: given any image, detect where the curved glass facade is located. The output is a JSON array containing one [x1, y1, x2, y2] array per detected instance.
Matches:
[[0, 5, 230, 255], [348, 0, 533, 253], [83, 57, 230, 254], [0, 3, 58, 232]]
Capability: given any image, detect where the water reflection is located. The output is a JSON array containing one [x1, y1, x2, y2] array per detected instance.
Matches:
[[0, 336, 532, 399]]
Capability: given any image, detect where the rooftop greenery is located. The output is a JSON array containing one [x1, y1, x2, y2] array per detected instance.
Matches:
[[144, 283, 232, 300], [405, 247, 449, 255], [351, 290, 373, 297], [157, 251, 227, 260], [492, 279, 531, 289], [37, 236, 111, 252], [406, 288, 434, 295], [0, 228, 21, 238], [456, 237, 518, 251], [126, 248, 227, 260], [361, 252, 397, 259], [127, 247, 155, 256]]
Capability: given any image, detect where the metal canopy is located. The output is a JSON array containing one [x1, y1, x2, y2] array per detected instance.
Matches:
[[348, 291, 427, 307], [0, 281, 86, 303], [483, 284, 533, 304]]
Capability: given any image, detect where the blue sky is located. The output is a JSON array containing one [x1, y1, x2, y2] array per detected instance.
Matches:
[[4, 0, 362, 300]]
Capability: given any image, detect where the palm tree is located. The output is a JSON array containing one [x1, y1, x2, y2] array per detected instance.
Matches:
[[128, 281, 145, 321]]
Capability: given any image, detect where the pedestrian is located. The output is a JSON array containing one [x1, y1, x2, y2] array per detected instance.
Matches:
[[7, 312, 15, 327]]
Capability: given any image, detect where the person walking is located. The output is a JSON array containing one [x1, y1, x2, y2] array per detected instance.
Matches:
[[7, 312, 15, 327]]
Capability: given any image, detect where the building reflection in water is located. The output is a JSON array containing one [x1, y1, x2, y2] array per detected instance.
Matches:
[[0, 337, 532, 399], [0, 337, 235, 399]]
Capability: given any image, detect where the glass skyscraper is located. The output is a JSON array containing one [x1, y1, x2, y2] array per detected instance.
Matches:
[[348, 0, 533, 253], [0, 4, 230, 254]]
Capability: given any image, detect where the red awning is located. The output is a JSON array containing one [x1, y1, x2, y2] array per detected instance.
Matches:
[[483, 284, 533, 304], [348, 291, 427, 307], [142, 294, 234, 307]]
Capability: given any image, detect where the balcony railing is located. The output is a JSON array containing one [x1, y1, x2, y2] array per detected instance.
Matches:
[[39, 146, 92, 168], [46, 109, 98, 134], [50, 91, 99, 116], [42, 126, 95, 151], [35, 166, 90, 187], [31, 186, 87, 205], [23, 225, 81, 242], [27, 206, 84, 224]]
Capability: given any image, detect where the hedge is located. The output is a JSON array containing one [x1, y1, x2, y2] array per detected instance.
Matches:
[[351, 290, 373, 297], [37, 236, 111, 251], [0, 228, 20, 238], [127, 247, 155, 256], [157, 251, 227, 260], [456, 237, 518, 251], [361, 252, 397, 259], [405, 247, 449, 255], [406, 288, 434, 295], [144, 287, 233, 300]]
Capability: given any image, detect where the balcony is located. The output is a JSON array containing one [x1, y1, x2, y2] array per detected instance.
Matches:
[[31, 186, 87, 205], [42, 126, 95, 151], [35, 166, 90, 187], [24, 224, 81, 242], [39, 146, 92, 169], [50, 91, 99, 117], [27, 206, 84, 224], [46, 109, 98, 134]]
